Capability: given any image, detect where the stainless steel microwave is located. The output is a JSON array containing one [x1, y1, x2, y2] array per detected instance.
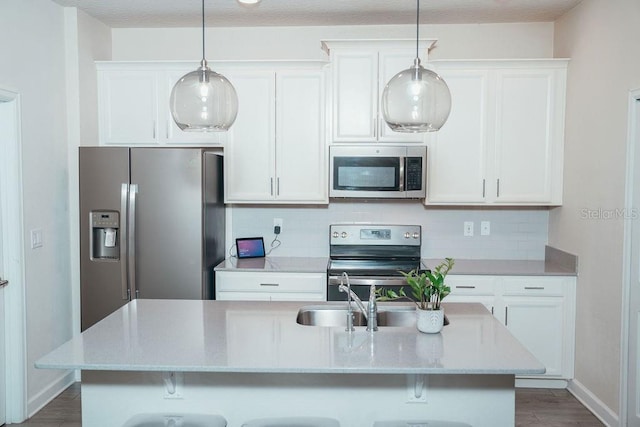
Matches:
[[329, 145, 426, 199]]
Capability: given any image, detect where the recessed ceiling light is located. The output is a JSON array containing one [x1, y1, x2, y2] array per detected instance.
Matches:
[[237, 0, 262, 5]]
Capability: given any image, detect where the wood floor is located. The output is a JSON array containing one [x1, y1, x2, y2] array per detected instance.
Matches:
[[7, 383, 604, 426]]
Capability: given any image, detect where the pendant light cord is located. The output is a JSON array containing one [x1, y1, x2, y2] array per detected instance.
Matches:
[[201, 0, 206, 62], [415, 0, 419, 60]]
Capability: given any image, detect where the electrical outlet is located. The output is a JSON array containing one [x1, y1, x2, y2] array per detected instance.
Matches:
[[463, 221, 474, 237], [273, 218, 283, 234], [481, 221, 491, 236], [162, 372, 183, 399]]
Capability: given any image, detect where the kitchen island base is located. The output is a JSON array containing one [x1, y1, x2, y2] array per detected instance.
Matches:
[[82, 370, 514, 426]]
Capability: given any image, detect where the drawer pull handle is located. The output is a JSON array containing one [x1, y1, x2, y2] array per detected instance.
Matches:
[[524, 286, 545, 290], [456, 285, 476, 289], [260, 283, 280, 287]]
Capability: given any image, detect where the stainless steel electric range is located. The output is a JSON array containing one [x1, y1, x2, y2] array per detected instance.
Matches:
[[327, 224, 423, 301]]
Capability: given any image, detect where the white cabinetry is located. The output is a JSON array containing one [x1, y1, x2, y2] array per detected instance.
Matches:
[[322, 40, 435, 143], [216, 271, 326, 301], [96, 62, 227, 146], [501, 277, 573, 381], [224, 66, 327, 203], [447, 274, 576, 386], [446, 275, 496, 314], [426, 60, 568, 205]]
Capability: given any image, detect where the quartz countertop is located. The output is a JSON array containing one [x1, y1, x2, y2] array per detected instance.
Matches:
[[36, 300, 544, 375], [214, 256, 328, 273], [422, 258, 577, 276]]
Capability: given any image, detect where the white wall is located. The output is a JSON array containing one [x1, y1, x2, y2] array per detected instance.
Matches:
[[551, 0, 640, 421], [0, 0, 73, 415], [64, 6, 111, 349], [111, 22, 554, 61], [0, 0, 111, 418], [230, 204, 549, 260]]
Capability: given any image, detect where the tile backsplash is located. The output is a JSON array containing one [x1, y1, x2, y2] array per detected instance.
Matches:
[[228, 202, 549, 260]]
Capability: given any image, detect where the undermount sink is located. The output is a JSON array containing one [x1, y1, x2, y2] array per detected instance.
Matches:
[[296, 304, 420, 328]]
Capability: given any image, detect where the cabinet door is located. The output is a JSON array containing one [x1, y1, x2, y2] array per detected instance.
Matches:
[[426, 68, 490, 203], [276, 70, 327, 203], [502, 296, 565, 377], [377, 50, 425, 143], [98, 70, 159, 145], [331, 50, 378, 142], [446, 275, 497, 316], [492, 68, 560, 203], [162, 69, 227, 145], [224, 71, 276, 202]]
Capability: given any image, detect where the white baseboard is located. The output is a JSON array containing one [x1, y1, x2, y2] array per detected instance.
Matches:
[[567, 379, 619, 427], [516, 378, 569, 389], [27, 370, 76, 418]]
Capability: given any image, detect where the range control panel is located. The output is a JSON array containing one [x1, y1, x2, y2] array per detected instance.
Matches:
[[330, 224, 421, 246]]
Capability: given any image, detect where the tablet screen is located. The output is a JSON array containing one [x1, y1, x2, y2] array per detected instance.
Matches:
[[236, 237, 266, 259]]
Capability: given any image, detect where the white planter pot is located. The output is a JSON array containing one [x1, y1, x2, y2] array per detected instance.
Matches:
[[416, 308, 444, 334]]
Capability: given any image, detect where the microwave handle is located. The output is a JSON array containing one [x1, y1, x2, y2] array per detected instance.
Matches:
[[399, 157, 405, 192]]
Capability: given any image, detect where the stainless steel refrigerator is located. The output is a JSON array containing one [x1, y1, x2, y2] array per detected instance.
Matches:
[[79, 147, 225, 330]]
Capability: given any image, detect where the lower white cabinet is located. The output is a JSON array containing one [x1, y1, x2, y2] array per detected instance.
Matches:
[[447, 274, 576, 385], [215, 271, 326, 301], [446, 275, 496, 315]]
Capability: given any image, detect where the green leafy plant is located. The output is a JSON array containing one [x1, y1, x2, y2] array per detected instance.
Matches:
[[376, 257, 455, 310]]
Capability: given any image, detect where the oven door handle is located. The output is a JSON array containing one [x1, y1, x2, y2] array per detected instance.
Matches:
[[328, 276, 408, 287]]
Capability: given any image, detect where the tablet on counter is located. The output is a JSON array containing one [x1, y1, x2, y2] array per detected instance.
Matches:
[[235, 237, 266, 259]]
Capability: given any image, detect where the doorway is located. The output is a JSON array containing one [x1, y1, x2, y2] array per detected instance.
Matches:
[[623, 90, 640, 426], [0, 88, 27, 423]]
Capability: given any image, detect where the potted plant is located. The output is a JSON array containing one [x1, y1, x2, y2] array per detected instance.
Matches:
[[377, 257, 455, 333]]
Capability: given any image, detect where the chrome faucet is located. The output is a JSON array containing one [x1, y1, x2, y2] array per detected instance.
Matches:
[[338, 272, 378, 332], [367, 284, 378, 332]]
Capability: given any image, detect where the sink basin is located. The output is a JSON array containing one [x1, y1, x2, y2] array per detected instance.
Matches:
[[296, 304, 429, 327]]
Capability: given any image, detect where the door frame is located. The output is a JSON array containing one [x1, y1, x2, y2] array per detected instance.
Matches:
[[0, 87, 27, 422], [621, 88, 640, 425]]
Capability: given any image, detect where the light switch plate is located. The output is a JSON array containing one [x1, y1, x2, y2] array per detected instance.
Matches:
[[30, 229, 43, 249], [481, 221, 491, 236], [463, 221, 474, 237]]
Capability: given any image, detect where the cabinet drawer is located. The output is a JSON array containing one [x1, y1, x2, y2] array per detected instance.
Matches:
[[501, 276, 567, 296], [215, 291, 326, 302], [216, 271, 326, 293], [447, 275, 495, 295]]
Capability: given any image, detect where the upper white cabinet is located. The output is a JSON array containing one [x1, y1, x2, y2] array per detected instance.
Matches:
[[426, 60, 568, 206], [322, 40, 435, 143], [97, 62, 227, 146], [97, 68, 159, 145], [224, 65, 327, 204]]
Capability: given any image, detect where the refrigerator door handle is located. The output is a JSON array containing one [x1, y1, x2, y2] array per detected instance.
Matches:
[[120, 183, 130, 300], [128, 184, 138, 299]]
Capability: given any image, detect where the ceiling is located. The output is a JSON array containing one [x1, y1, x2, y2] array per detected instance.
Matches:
[[49, 0, 583, 29]]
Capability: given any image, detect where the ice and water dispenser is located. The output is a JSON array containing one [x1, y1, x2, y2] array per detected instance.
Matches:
[[90, 211, 120, 261]]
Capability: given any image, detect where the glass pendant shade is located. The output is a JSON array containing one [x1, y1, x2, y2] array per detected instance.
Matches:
[[382, 58, 451, 133], [170, 59, 238, 132]]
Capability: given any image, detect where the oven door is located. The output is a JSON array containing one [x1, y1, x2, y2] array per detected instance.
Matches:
[[327, 275, 409, 301]]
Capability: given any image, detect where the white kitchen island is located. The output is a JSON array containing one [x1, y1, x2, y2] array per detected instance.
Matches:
[[36, 300, 544, 426]]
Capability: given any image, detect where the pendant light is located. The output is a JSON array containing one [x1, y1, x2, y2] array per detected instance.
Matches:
[[381, 0, 451, 132], [170, 0, 238, 132]]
